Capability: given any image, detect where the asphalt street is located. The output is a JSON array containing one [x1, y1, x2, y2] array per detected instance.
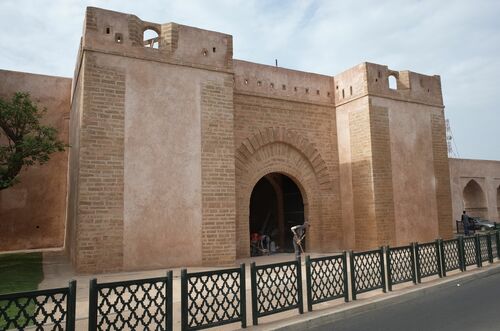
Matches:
[[310, 271, 500, 331]]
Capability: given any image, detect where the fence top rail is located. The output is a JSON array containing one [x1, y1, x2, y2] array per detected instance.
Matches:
[[416, 241, 437, 247], [252, 259, 298, 270], [0, 286, 70, 300], [93, 275, 170, 289], [352, 248, 382, 256], [387, 244, 413, 251], [461, 235, 476, 240], [185, 266, 242, 278], [307, 253, 345, 263], [442, 238, 459, 244], [478, 234, 489, 239]]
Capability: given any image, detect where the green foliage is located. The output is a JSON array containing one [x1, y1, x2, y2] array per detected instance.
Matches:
[[0, 92, 66, 190], [0, 252, 43, 328]]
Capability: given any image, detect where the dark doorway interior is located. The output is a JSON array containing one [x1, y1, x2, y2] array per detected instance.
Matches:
[[249, 173, 304, 255]]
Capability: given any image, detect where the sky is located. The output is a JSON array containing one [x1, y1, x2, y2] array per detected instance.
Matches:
[[0, 0, 499, 160]]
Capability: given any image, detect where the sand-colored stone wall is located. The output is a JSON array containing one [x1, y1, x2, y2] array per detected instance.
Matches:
[[233, 60, 342, 257], [449, 158, 500, 225], [0, 70, 71, 251]]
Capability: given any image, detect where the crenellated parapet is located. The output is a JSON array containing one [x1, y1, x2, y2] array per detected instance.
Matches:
[[334, 62, 443, 107], [81, 7, 233, 71]]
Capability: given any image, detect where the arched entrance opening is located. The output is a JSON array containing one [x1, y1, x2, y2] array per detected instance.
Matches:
[[249, 173, 304, 256], [463, 179, 487, 218]]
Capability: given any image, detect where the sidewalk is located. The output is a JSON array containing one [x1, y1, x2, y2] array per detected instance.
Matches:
[[37, 250, 500, 330]]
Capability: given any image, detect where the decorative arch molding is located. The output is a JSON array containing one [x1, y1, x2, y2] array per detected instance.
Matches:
[[462, 179, 487, 218], [235, 127, 332, 189], [235, 128, 341, 258]]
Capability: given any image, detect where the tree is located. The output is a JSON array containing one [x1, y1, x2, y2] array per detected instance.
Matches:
[[0, 92, 66, 190]]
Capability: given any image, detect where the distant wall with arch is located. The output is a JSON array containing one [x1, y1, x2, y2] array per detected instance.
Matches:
[[449, 158, 500, 229]]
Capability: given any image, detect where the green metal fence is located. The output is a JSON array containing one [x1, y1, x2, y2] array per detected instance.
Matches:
[[461, 236, 479, 270], [490, 231, 499, 260], [2, 230, 500, 330], [181, 265, 246, 330], [386, 244, 416, 291], [0, 281, 76, 331], [88, 273, 173, 331], [439, 238, 463, 276], [350, 248, 386, 299], [250, 258, 303, 325], [415, 240, 442, 283], [305, 253, 349, 311]]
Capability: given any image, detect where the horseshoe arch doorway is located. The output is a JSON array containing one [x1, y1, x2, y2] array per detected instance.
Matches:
[[249, 173, 305, 256]]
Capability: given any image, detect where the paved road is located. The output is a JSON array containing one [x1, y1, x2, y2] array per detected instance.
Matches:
[[311, 271, 500, 331]]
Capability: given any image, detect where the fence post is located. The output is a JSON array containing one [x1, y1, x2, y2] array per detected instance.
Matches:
[[415, 243, 422, 283], [487, 235, 494, 264], [349, 250, 356, 300], [436, 240, 443, 278], [475, 234, 482, 268], [88, 279, 98, 331], [166, 271, 173, 331], [386, 246, 393, 292], [305, 256, 313, 312], [239, 264, 247, 329], [411, 243, 417, 284], [250, 262, 258, 326], [458, 236, 465, 271], [496, 231, 500, 258], [380, 247, 387, 293], [180, 269, 188, 331], [342, 251, 349, 302], [66, 280, 76, 331], [297, 257, 304, 315], [439, 240, 446, 277]]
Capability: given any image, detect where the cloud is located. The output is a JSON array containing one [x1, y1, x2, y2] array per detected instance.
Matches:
[[0, 0, 499, 159]]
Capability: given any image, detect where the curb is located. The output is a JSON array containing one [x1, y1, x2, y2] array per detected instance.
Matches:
[[250, 262, 500, 331]]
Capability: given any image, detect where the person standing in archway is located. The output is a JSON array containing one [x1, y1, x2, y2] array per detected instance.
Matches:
[[462, 210, 471, 236], [291, 220, 309, 259]]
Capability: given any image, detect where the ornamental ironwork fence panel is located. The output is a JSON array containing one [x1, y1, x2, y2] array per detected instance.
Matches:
[[88, 272, 173, 331], [250, 258, 303, 325], [439, 239, 463, 276], [461, 236, 479, 270], [416, 241, 442, 282], [0, 281, 76, 331], [349, 248, 386, 300], [386, 244, 416, 291], [477, 234, 490, 265], [305, 253, 348, 311], [490, 231, 499, 260], [181, 265, 246, 331]]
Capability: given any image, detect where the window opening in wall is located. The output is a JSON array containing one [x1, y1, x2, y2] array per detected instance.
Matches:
[[388, 75, 397, 90], [342, 89, 345, 99], [213, 47, 216, 53], [257, 81, 262, 86], [115, 33, 122, 43], [270, 83, 274, 88], [305, 88, 309, 94], [282, 84, 286, 90], [378, 71, 382, 78], [336, 85, 339, 90], [350, 86, 353, 95], [294, 86, 298, 92], [316, 90, 320, 95], [327, 92, 331, 97], [244, 79, 248, 85], [143, 29, 159, 49], [105, 27, 111, 34]]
